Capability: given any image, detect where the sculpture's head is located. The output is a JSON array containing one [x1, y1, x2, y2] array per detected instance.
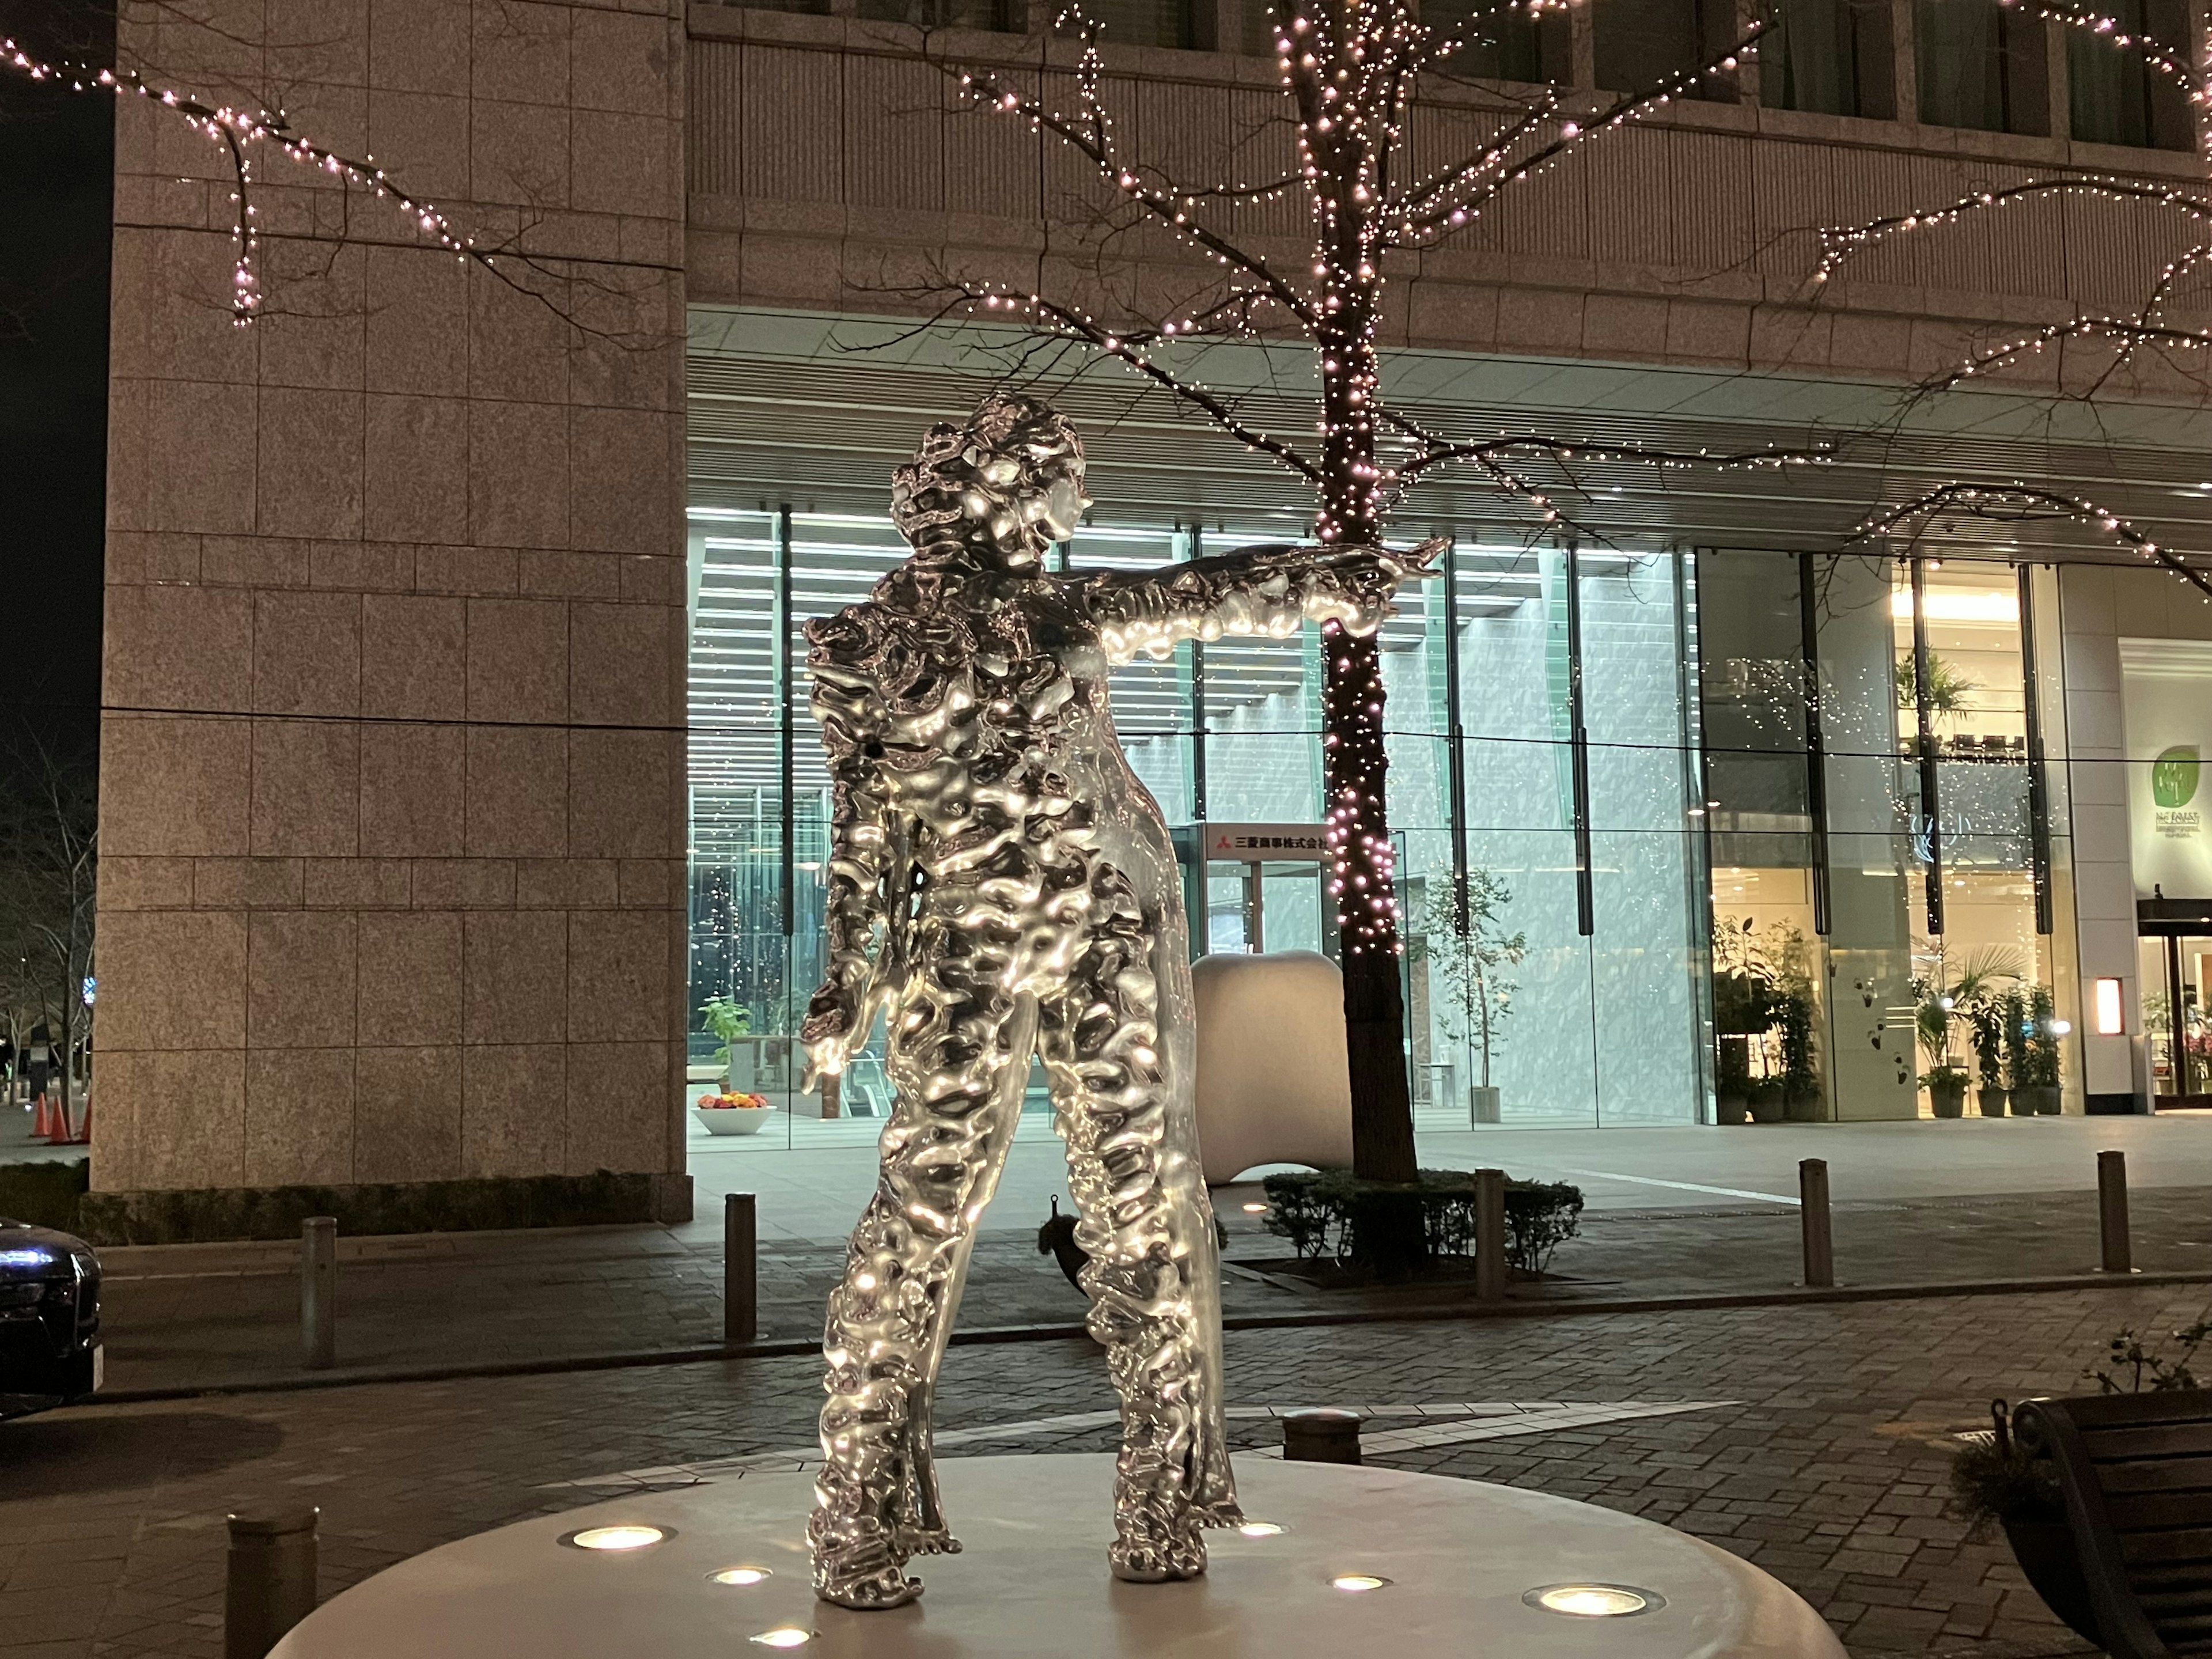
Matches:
[[891, 393, 1090, 571]]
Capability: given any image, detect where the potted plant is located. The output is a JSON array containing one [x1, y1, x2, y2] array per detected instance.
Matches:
[[1915, 983, 1964, 1116], [1421, 873, 1525, 1127], [693, 1089, 775, 1136], [1952, 1320, 2212, 1649], [1711, 916, 1779, 1125], [1778, 984, 1822, 1121], [700, 995, 752, 1090], [2015, 986, 2064, 1115], [1746, 1077, 1785, 1123], [1968, 994, 2010, 1117]]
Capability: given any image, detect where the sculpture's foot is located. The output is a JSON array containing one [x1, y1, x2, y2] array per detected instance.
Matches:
[[1108, 1515, 1209, 1584], [815, 1563, 926, 1610], [891, 1524, 963, 1558]]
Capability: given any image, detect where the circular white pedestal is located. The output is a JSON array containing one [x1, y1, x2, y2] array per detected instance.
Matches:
[[271, 1455, 1843, 1658]]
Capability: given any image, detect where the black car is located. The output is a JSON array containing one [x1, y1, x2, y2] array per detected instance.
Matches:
[[0, 1218, 101, 1417]]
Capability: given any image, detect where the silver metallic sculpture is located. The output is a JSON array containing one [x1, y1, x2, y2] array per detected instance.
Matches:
[[800, 392, 1430, 1610]]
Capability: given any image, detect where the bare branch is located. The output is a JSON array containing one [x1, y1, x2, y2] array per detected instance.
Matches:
[[1814, 176, 2212, 289], [1389, 21, 1768, 244], [1856, 483, 2212, 600], [933, 12, 1319, 331]]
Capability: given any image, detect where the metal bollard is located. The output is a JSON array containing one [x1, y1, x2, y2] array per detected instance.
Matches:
[[1799, 1158, 1834, 1288], [300, 1217, 336, 1370], [725, 1192, 757, 1346], [1474, 1168, 1508, 1302], [1283, 1408, 1362, 1464], [224, 1508, 319, 1659], [2099, 1150, 2134, 1274]]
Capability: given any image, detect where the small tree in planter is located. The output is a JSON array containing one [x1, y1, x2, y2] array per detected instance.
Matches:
[[1915, 986, 1969, 1119], [1952, 1316, 2212, 1648], [699, 995, 752, 1089], [2016, 986, 2065, 1116], [1421, 871, 1525, 1126]]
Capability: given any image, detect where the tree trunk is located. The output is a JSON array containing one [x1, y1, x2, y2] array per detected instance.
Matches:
[[1316, 304, 1418, 1183]]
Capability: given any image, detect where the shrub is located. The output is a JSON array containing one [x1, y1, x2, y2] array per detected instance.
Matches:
[[0, 1158, 90, 1232], [1258, 1169, 1583, 1277], [1952, 1437, 2061, 1528]]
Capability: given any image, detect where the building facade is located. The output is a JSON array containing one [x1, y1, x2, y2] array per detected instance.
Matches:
[[91, 0, 2212, 1218]]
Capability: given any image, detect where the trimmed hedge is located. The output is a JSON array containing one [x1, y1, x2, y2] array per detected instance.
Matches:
[[0, 1158, 92, 1232], [73, 1170, 687, 1245], [1260, 1168, 1584, 1277]]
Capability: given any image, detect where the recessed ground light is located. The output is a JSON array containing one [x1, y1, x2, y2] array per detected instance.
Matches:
[[711, 1567, 772, 1586], [563, 1525, 667, 1551], [1525, 1584, 1661, 1618], [1329, 1574, 1390, 1592], [1238, 1521, 1285, 1537], [749, 1628, 815, 1648], [1242, 1202, 1268, 1213]]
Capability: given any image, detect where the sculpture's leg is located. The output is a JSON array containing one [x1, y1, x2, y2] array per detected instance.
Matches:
[[1038, 877, 1241, 1584], [810, 948, 1036, 1611]]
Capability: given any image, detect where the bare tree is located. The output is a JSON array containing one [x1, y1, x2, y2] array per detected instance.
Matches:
[[2, 11, 664, 341], [876, 1, 1823, 1178], [0, 725, 97, 1135], [1816, 1, 2212, 593]]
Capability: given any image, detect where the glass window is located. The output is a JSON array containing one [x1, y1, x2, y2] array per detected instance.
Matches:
[[1760, 0, 1895, 118], [1592, 0, 1741, 99], [1895, 562, 2058, 1117], [1582, 552, 1703, 1126], [2069, 0, 2193, 149], [1086, 0, 1197, 48], [1416, 0, 1564, 81], [855, 0, 1025, 24], [1915, 0, 2049, 135]]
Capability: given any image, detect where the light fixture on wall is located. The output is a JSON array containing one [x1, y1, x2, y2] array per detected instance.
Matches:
[[2094, 979, 2126, 1036]]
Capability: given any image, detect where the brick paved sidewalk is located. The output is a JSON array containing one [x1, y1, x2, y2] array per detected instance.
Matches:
[[13, 1284, 2212, 1658], [86, 1185, 2212, 1393]]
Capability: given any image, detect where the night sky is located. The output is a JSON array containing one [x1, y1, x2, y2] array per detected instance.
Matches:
[[1, 0, 112, 763]]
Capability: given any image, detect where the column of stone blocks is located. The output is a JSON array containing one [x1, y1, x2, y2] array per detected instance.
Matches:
[[95, 0, 690, 1215], [2058, 565, 2141, 1109]]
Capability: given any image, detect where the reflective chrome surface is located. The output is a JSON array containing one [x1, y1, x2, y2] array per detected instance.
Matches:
[[800, 394, 1415, 1609]]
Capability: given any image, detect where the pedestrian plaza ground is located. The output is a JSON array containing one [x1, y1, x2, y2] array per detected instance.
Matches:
[[10, 1284, 2200, 1658]]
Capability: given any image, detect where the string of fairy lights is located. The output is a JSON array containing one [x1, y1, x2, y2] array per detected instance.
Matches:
[[1858, 487, 2212, 602], [2, 35, 490, 326], [937, 0, 1876, 965]]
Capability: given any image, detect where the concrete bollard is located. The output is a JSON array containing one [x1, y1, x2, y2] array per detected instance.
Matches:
[[1283, 1408, 1362, 1464], [725, 1192, 757, 1346], [1799, 1159, 1834, 1289], [300, 1217, 336, 1370], [2099, 1150, 2133, 1274], [1474, 1166, 1508, 1304], [224, 1508, 319, 1659]]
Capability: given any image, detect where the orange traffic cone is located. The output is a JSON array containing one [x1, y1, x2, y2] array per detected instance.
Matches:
[[29, 1092, 53, 1141]]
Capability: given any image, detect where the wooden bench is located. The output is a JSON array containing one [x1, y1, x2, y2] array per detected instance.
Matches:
[[2016, 1389, 2212, 1657]]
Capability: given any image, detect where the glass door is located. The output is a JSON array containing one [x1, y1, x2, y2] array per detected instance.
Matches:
[[2143, 934, 2212, 1105]]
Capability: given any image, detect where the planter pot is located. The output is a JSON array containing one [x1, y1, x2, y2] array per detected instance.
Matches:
[[1976, 1087, 2011, 1118], [2015, 1085, 2062, 1116], [1783, 1090, 1823, 1123], [1748, 1088, 1786, 1125], [2000, 1514, 2101, 1649], [1716, 1093, 1750, 1126], [694, 1107, 774, 1137], [1468, 1085, 1501, 1126], [1928, 1080, 1968, 1119]]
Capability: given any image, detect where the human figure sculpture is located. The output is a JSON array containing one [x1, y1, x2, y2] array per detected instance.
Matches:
[[800, 391, 1435, 1610]]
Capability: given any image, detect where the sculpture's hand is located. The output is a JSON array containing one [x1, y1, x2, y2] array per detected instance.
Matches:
[[1384, 536, 1448, 584], [800, 988, 863, 1093]]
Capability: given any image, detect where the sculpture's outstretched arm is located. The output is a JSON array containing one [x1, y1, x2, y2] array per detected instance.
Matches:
[[800, 662, 904, 1086], [1079, 539, 1443, 665]]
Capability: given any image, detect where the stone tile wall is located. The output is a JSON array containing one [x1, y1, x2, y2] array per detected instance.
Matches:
[[95, 0, 690, 1204], [683, 3, 2210, 390]]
